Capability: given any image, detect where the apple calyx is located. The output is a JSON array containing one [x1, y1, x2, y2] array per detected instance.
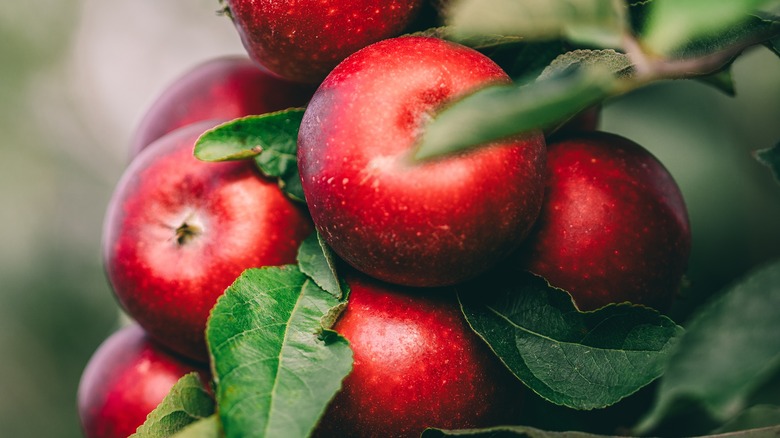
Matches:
[[174, 221, 202, 246]]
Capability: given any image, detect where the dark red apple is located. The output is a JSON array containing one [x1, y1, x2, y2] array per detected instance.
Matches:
[[103, 120, 312, 362], [298, 36, 547, 287], [517, 131, 691, 311], [129, 55, 313, 157], [223, 0, 423, 84], [77, 324, 209, 438], [314, 273, 523, 437]]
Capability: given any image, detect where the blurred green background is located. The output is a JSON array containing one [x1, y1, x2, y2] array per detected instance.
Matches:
[[0, 1, 778, 437]]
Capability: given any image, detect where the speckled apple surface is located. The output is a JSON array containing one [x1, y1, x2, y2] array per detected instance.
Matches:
[[77, 324, 208, 438], [298, 36, 547, 287], [519, 131, 691, 311], [225, 0, 423, 83], [103, 120, 312, 361], [313, 273, 523, 437]]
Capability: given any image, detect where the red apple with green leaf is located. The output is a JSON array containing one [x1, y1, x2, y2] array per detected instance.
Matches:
[[130, 55, 313, 157], [314, 272, 523, 437], [222, 0, 424, 83], [103, 120, 312, 362], [77, 324, 209, 438], [516, 131, 691, 311], [298, 36, 547, 287]]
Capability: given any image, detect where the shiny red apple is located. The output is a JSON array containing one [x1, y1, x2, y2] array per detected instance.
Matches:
[[223, 0, 423, 83], [77, 324, 209, 438], [103, 120, 312, 361], [313, 273, 523, 437], [298, 36, 547, 287], [129, 55, 313, 157], [517, 131, 691, 311]]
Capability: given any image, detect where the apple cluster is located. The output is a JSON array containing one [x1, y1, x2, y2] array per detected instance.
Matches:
[[78, 2, 692, 437]]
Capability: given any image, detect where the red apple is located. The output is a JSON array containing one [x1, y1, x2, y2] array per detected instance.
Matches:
[[517, 131, 691, 311], [77, 324, 209, 438], [298, 36, 547, 287], [129, 55, 313, 157], [223, 0, 424, 84], [314, 273, 523, 437], [103, 120, 312, 361]]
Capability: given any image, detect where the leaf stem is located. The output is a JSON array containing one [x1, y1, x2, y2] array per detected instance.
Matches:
[[624, 24, 780, 82], [622, 33, 653, 80]]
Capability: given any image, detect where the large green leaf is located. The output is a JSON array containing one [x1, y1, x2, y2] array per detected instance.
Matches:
[[635, 260, 780, 434], [193, 110, 306, 201], [130, 373, 215, 438], [206, 266, 353, 438], [447, 0, 628, 48], [457, 272, 683, 410], [414, 65, 618, 161], [642, 0, 780, 55]]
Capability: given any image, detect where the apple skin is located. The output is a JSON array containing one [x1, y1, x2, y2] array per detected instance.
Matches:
[[129, 56, 314, 157], [103, 120, 313, 362], [77, 324, 209, 438], [298, 36, 547, 287], [224, 0, 423, 84], [516, 131, 691, 311], [313, 273, 523, 437]]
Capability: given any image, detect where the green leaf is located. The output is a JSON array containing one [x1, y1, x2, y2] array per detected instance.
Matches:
[[725, 427, 780, 437], [713, 405, 780, 433], [635, 260, 780, 434], [415, 65, 617, 160], [627, 1, 652, 35], [130, 373, 215, 438], [538, 49, 634, 79], [642, 0, 780, 55], [296, 232, 345, 300], [503, 41, 572, 83], [206, 266, 353, 438], [672, 14, 780, 59], [457, 272, 683, 410], [193, 110, 307, 202], [171, 415, 221, 438], [270, 166, 305, 203], [755, 142, 780, 184], [422, 425, 608, 437], [695, 67, 736, 96], [768, 36, 780, 55], [410, 26, 525, 50], [194, 110, 304, 161], [447, 0, 629, 48], [423, 424, 780, 437]]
